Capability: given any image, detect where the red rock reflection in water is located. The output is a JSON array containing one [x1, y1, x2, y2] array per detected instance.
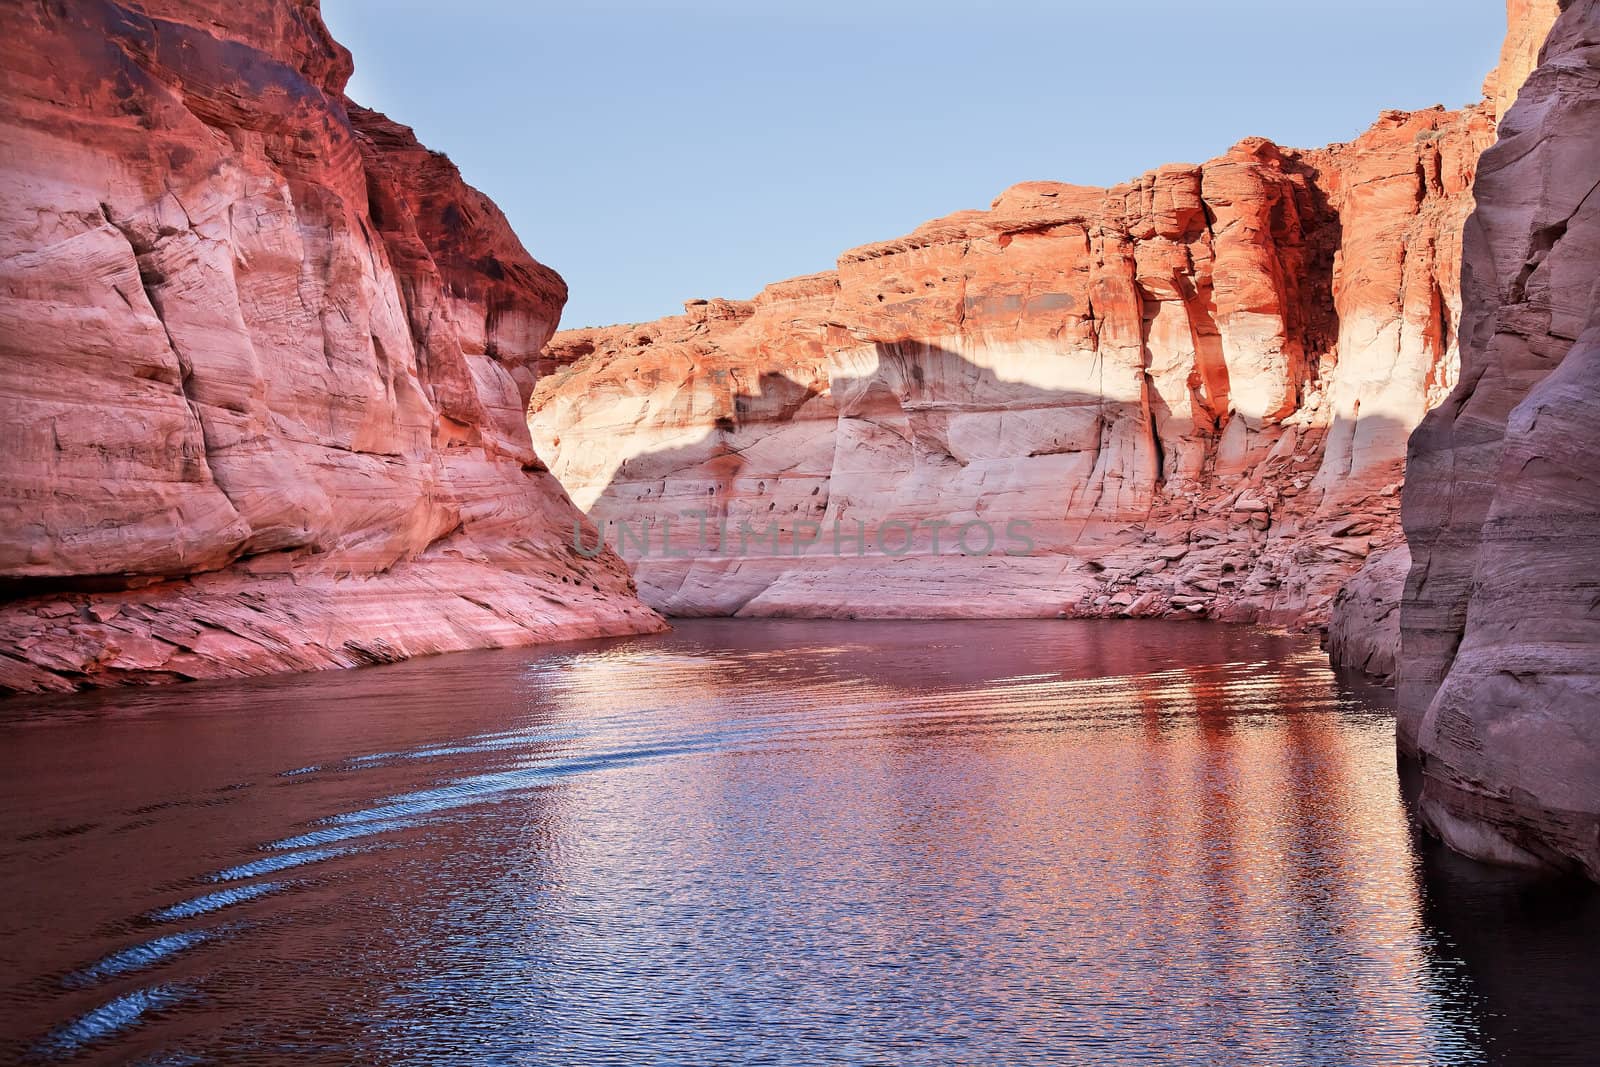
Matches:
[[3, 620, 1591, 1065]]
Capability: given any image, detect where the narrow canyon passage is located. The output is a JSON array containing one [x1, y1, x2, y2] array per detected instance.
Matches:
[[1, 1, 1596, 1062], [3, 621, 1595, 1065]]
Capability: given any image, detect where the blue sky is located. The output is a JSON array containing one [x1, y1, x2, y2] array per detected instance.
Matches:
[[323, 1, 1506, 329]]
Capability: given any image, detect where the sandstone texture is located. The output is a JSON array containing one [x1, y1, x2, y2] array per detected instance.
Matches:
[[0, 0, 661, 694], [1485, 0, 1566, 121], [532, 108, 1491, 627], [1324, 544, 1408, 684], [1400, 0, 1600, 879]]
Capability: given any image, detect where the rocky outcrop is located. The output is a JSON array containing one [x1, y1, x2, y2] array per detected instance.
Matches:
[[1400, 0, 1600, 879], [531, 106, 1490, 625], [0, 0, 661, 694], [1484, 0, 1565, 121], [1325, 544, 1409, 684]]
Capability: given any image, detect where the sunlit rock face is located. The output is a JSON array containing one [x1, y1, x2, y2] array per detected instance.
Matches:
[[0, 0, 662, 693], [1401, 0, 1600, 880], [1484, 0, 1565, 121], [532, 106, 1489, 626]]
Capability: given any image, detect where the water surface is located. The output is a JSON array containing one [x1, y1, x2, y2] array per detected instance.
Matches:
[[1, 620, 1596, 1065]]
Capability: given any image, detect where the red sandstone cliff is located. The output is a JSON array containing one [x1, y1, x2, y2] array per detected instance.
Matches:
[[1400, 0, 1600, 879], [1485, 0, 1566, 121], [0, 0, 662, 693], [530, 108, 1490, 627]]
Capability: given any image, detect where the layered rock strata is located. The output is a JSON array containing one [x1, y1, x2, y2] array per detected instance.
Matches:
[[1324, 544, 1409, 684], [0, 0, 661, 694], [532, 108, 1491, 625], [1485, 0, 1566, 121], [1400, 0, 1600, 879]]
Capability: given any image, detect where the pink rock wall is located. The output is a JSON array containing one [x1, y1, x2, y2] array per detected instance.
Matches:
[[1400, 0, 1600, 879], [0, 0, 662, 694]]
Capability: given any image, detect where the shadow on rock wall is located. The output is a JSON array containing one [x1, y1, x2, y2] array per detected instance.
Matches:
[[557, 340, 1410, 623]]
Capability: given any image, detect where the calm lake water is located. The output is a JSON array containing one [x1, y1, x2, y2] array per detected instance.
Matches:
[[1, 620, 1596, 1065]]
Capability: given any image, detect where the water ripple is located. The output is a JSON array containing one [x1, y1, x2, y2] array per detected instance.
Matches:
[[148, 881, 286, 923], [64, 930, 221, 989], [35, 985, 192, 1059]]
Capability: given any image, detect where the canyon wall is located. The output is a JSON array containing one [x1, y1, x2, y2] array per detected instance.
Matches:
[[1323, 0, 1566, 683], [531, 109, 1491, 629], [0, 0, 661, 694], [1400, 0, 1600, 879], [1485, 0, 1566, 121]]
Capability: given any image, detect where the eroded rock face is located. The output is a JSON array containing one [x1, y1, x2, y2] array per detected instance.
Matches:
[[1484, 0, 1565, 121], [0, 0, 662, 693], [531, 107, 1490, 626], [1325, 544, 1409, 685], [1400, 0, 1600, 879]]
